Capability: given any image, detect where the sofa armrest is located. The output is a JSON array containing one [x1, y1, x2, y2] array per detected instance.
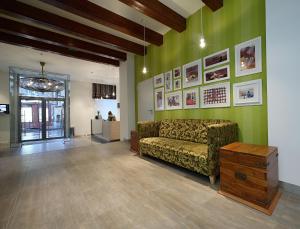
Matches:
[[137, 121, 161, 140], [207, 122, 238, 176]]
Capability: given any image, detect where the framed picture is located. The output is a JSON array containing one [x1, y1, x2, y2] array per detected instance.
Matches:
[[235, 36, 262, 77], [164, 71, 173, 92], [204, 65, 230, 84], [204, 48, 230, 69], [182, 59, 202, 88], [165, 91, 182, 110], [200, 82, 230, 108], [173, 66, 182, 79], [153, 73, 164, 88], [233, 79, 262, 106], [173, 78, 182, 90], [154, 87, 165, 111], [183, 88, 199, 109]]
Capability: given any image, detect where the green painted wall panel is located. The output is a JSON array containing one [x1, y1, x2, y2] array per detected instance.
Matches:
[[135, 0, 267, 145]]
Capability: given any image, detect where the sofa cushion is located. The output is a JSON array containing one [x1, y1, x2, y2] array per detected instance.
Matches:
[[140, 137, 209, 175], [159, 119, 208, 144]]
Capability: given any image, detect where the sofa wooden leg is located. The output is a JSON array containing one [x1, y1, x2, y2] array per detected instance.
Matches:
[[209, 175, 216, 185]]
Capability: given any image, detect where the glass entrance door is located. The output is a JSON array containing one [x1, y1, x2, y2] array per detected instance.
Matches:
[[20, 98, 65, 142], [20, 99, 43, 141]]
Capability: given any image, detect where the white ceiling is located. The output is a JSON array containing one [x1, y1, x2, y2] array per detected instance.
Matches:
[[0, 43, 119, 84], [0, 0, 204, 84]]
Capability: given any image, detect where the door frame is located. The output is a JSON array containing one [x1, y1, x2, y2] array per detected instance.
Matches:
[[18, 96, 66, 142]]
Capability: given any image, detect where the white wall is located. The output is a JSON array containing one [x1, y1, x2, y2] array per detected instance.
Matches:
[[70, 80, 95, 136], [0, 70, 10, 145], [119, 53, 135, 141], [266, 0, 300, 186]]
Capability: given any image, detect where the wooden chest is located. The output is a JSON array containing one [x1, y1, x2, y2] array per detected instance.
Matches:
[[219, 142, 281, 215]]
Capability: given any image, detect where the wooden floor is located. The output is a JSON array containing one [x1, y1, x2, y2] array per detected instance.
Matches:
[[0, 140, 300, 229]]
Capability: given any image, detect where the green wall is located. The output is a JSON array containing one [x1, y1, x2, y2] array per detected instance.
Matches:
[[135, 0, 267, 145]]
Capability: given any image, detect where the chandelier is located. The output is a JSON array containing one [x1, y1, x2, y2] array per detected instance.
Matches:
[[19, 62, 65, 92]]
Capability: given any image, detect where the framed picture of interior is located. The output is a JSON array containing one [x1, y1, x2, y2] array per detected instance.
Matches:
[[203, 48, 230, 69], [173, 78, 182, 90], [235, 36, 262, 77], [153, 73, 164, 88], [233, 79, 262, 106], [182, 59, 202, 88], [204, 65, 230, 84], [173, 66, 182, 79], [154, 87, 165, 111], [164, 70, 173, 92], [183, 88, 199, 109], [165, 91, 182, 110], [200, 82, 230, 108]]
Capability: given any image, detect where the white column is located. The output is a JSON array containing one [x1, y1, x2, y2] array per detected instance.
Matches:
[[119, 53, 135, 141]]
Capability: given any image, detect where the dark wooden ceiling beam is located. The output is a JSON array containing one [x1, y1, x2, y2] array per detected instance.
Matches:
[[0, 0, 145, 55], [202, 0, 223, 12], [0, 17, 126, 61], [40, 0, 163, 46], [0, 31, 120, 66], [118, 0, 186, 32]]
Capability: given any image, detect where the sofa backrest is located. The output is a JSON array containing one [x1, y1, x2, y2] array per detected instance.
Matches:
[[159, 119, 230, 144]]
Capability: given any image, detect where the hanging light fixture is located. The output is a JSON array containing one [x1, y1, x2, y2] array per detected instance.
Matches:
[[112, 85, 116, 97], [19, 62, 64, 92], [142, 20, 147, 74], [199, 7, 206, 49]]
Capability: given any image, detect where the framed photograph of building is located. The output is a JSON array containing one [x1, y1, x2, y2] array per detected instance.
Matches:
[[183, 88, 199, 109], [165, 91, 182, 110], [200, 82, 230, 108], [204, 65, 230, 84], [153, 73, 164, 88], [173, 78, 182, 90], [235, 36, 262, 77], [233, 79, 262, 106], [182, 59, 202, 88], [164, 70, 173, 92], [154, 87, 165, 111], [173, 66, 182, 79], [203, 48, 230, 69]]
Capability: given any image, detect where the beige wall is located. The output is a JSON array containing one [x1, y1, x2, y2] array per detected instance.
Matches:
[[0, 70, 10, 145]]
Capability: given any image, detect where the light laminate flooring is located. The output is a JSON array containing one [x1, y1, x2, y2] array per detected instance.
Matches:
[[0, 140, 300, 229]]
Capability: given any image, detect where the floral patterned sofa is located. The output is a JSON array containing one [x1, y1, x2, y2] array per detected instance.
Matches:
[[137, 119, 238, 184]]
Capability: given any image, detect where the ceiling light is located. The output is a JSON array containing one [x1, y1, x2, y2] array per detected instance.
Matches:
[[19, 62, 64, 92], [142, 20, 147, 74], [199, 7, 206, 49]]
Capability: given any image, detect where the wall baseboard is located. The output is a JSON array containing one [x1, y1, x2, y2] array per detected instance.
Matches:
[[280, 181, 300, 196]]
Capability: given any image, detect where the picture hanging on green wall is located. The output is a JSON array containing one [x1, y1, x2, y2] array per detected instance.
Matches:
[[173, 66, 182, 79], [182, 59, 202, 88], [165, 91, 182, 110], [203, 65, 230, 84], [204, 48, 230, 69], [235, 36, 262, 77], [200, 82, 230, 108], [233, 79, 262, 106], [174, 78, 182, 90], [164, 71, 173, 92], [183, 88, 199, 109], [154, 87, 165, 111], [153, 73, 164, 88]]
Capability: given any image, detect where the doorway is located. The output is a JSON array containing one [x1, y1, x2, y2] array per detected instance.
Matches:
[[137, 78, 154, 121], [20, 97, 65, 142]]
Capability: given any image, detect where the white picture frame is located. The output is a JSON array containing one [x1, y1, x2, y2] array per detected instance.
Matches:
[[204, 65, 230, 84], [173, 66, 182, 79], [203, 48, 230, 70], [233, 79, 262, 106], [154, 87, 165, 111], [165, 91, 182, 110], [200, 82, 231, 108], [235, 36, 262, 77], [173, 78, 182, 90], [183, 88, 199, 109], [182, 59, 202, 88], [153, 73, 164, 88], [164, 70, 173, 92]]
